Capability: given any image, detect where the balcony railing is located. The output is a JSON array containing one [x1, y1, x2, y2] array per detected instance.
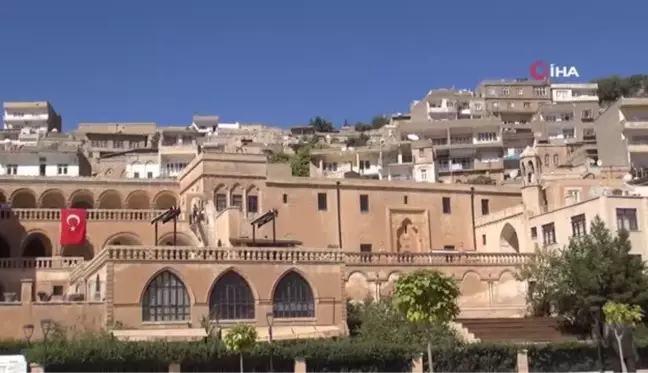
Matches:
[[0, 209, 180, 222], [0, 256, 83, 270]]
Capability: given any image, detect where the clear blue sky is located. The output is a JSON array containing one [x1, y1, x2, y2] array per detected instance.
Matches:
[[1, 0, 646, 130]]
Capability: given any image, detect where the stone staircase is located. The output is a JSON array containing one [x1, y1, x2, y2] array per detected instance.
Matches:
[[458, 317, 576, 343]]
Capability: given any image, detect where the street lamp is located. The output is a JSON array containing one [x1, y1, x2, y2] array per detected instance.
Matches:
[[22, 324, 34, 346], [40, 319, 53, 339], [266, 311, 274, 373], [590, 306, 604, 373]]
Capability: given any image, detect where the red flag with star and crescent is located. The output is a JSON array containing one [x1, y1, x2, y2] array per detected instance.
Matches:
[[60, 209, 87, 246]]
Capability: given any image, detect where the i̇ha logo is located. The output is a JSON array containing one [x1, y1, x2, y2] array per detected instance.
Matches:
[[529, 60, 580, 80]]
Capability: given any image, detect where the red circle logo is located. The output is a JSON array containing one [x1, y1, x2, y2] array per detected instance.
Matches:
[[529, 60, 549, 80]]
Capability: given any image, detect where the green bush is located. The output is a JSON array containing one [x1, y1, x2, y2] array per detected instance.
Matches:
[[424, 343, 518, 373]]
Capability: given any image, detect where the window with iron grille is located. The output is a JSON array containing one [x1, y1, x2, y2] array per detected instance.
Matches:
[[141, 271, 190, 322], [208, 271, 255, 320], [542, 223, 556, 245], [272, 271, 315, 318]]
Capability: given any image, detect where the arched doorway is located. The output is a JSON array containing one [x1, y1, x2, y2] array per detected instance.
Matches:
[[500, 223, 520, 252], [21, 233, 53, 257], [11, 189, 37, 208], [153, 191, 177, 210], [126, 190, 151, 210], [157, 233, 195, 246], [0, 235, 11, 258], [97, 190, 122, 209], [62, 240, 94, 260], [40, 189, 66, 208], [272, 271, 315, 318], [69, 189, 94, 209], [104, 233, 142, 246]]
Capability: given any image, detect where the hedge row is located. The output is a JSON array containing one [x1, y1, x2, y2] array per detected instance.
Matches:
[[0, 337, 646, 372]]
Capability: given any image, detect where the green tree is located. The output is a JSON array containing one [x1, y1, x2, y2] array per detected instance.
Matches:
[[603, 301, 644, 372], [370, 114, 390, 129], [345, 133, 370, 147], [592, 74, 648, 104], [392, 270, 460, 373], [349, 297, 459, 348], [517, 216, 648, 334], [222, 324, 257, 373], [309, 116, 335, 133], [516, 244, 564, 316]]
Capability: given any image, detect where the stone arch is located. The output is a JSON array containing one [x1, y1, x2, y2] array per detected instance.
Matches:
[[493, 270, 525, 305], [458, 271, 488, 307], [152, 191, 178, 210], [10, 188, 37, 208], [21, 231, 53, 257], [208, 269, 256, 320], [499, 223, 520, 252], [345, 272, 370, 301], [103, 232, 142, 247], [0, 234, 11, 257], [97, 190, 122, 209], [0, 190, 6, 204], [157, 232, 196, 246], [125, 190, 151, 210], [39, 189, 67, 208], [271, 269, 315, 318], [381, 271, 401, 297], [69, 189, 95, 209], [62, 238, 95, 260], [141, 269, 191, 322]]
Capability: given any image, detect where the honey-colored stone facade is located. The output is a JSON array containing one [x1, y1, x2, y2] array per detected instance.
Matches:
[[0, 150, 531, 341]]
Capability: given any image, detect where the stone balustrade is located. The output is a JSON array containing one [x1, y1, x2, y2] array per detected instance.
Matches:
[[0, 256, 83, 270], [0, 208, 183, 221], [345, 251, 533, 266]]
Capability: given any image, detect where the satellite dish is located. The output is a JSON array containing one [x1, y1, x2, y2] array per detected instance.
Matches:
[[623, 173, 633, 182], [407, 133, 420, 141], [596, 159, 603, 167]]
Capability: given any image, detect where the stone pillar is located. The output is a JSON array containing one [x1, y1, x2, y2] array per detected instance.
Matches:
[[294, 357, 306, 373], [168, 363, 181, 372], [412, 354, 424, 373], [30, 363, 44, 373], [21, 278, 33, 303], [517, 349, 529, 373]]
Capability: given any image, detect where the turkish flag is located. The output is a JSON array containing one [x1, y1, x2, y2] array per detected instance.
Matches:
[[60, 209, 87, 246]]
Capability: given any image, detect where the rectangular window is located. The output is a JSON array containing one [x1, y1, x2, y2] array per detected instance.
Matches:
[[133, 172, 140, 179], [247, 195, 258, 214], [442, 197, 451, 214], [57, 164, 68, 175], [542, 223, 556, 245], [421, 169, 427, 180], [147, 171, 153, 179], [39, 164, 46, 176], [317, 193, 327, 211], [482, 234, 487, 245], [114, 140, 124, 149], [215, 193, 227, 211], [231, 194, 243, 209], [531, 227, 537, 239], [403, 195, 408, 205], [360, 244, 372, 253], [571, 214, 587, 237], [443, 245, 455, 251], [359, 194, 369, 213], [282, 194, 288, 204], [616, 208, 638, 231], [481, 199, 490, 215], [6, 164, 17, 175]]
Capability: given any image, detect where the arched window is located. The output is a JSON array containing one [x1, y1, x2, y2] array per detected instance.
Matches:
[[272, 271, 314, 318], [141, 271, 190, 322], [209, 271, 255, 320], [553, 154, 559, 166]]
